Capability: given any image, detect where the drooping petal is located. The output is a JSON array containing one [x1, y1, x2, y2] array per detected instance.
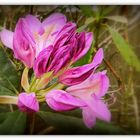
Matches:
[[13, 18, 36, 68], [73, 32, 93, 62], [34, 45, 53, 78], [66, 71, 109, 98], [82, 107, 96, 128], [59, 48, 104, 86], [87, 95, 111, 122], [18, 92, 39, 112], [45, 90, 86, 111], [0, 29, 13, 49]]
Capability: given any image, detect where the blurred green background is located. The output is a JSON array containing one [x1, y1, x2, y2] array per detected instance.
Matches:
[[0, 5, 140, 134]]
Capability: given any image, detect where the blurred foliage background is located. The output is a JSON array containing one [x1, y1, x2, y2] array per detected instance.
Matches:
[[0, 5, 140, 135]]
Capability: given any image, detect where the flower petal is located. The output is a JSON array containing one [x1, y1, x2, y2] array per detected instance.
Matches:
[[0, 29, 13, 49], [48, 40, 76, 74], [18, 92, 39, 113], [59, 48, 104, 86], [34, 45, 53, 78], [42, 13, 67, 31], [41, 13, 67, 47], [73, 32, 93, 62], [13, 18, 36, 68], [82, 107, 96, 128], [45, 90, 86, 111], [25, 14, 42, 34], [66, 71, 109, 98], [88, 95, 111, 122]]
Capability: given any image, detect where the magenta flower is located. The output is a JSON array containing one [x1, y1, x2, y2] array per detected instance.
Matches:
[[45, 71, 111, 128], [18, 92, 39, 112], [0, 13, 67, 68]]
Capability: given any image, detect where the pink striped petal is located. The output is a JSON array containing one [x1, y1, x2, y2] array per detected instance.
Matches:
[[18, 92, 39, 113], [59, 48, 104, 86], [73, 32, 93, 62], [34, 45, 53, 78]]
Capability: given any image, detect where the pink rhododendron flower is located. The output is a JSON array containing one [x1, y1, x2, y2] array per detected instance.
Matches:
[[0, 12, 111, 129], [45, 71, 111, 128], [18, 92, 39, 112]]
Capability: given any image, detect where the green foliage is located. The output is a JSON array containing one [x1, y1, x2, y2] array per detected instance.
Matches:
[[0, 47, 20, 95], [0, 110, 26, 134], [109, 28, 140, 72], [38, 111, 124, 134]]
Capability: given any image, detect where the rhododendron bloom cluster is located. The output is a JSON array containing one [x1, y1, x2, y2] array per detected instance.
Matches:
[[0, 13, 111, 128]]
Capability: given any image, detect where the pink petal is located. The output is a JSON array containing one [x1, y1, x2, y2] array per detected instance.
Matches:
[[66, 71, 109, 98], [92, 48, 104, 67], [42, 13, 67, 31], [59, 48, 104, 86], [41, 13, 67, 47], [13, 18, 36, 68], [25, 14, 42, 34], [73, 32, 93, 62], [54, 22, 76, 42], [88, 95, 111, 122], [82, 107, 96, 128], [45, 90, 86, 111], [33, 45, 53, 78], [48, 42, 76, 74], [18, 92, 39, 113], [0, 29, 13, 49]]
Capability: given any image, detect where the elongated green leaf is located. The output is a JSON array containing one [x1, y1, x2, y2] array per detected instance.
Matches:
[[0, 110, 26, 134], [105, 16, 128, 23], [109, 28, 140, 72], [0, 48, 20, 95], [38, 111, 124, 134]]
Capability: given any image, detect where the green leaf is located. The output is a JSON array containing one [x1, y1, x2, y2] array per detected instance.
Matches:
[[0, 110, 26, 134], [79, 6, 93, 17], [38, 111, 124, 134], [109, 28, 140, 72], [105, 16, 128, 23], [0, 48, 20, 95]]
